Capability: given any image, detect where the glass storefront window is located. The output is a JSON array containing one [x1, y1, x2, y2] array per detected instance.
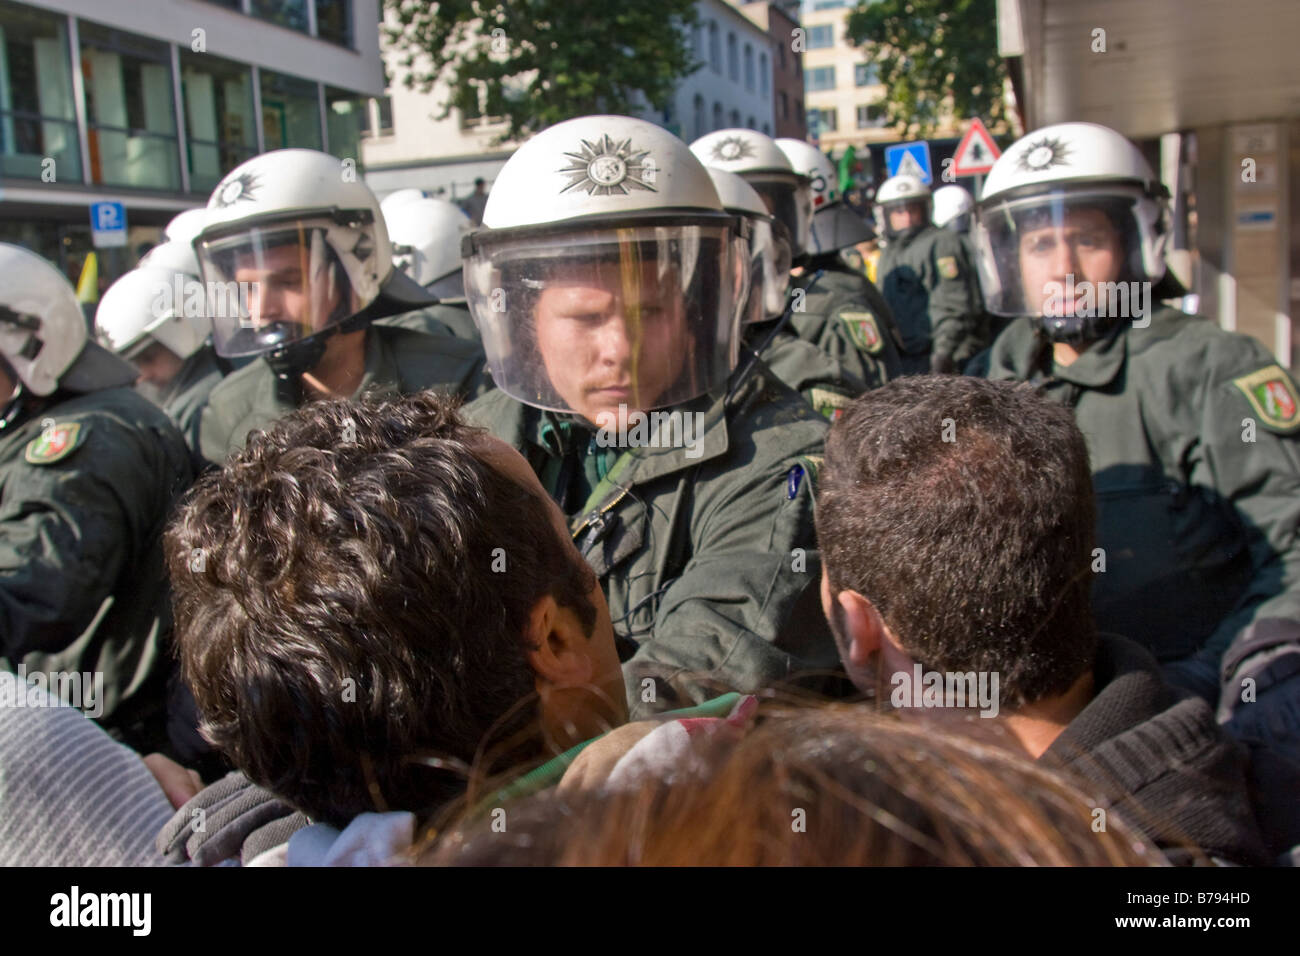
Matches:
[[79, 21, 180, 190], [252, 0, 309, 33], [260, 68, 321, 150], [325, 86, 365, 161], [180, 51, 256, 193], [0, 0, 80, 181]]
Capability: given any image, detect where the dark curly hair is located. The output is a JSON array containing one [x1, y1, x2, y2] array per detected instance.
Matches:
[[165, 390, 597, 827]]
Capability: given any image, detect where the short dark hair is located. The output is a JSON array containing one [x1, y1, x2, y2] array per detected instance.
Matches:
[[165, 391, 597, 827], [816, 376, 1097, 708]]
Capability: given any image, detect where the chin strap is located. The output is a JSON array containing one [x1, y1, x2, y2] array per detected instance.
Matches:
[[265, 309, 374, 406]]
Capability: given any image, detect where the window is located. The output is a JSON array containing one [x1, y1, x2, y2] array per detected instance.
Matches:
[[315, 0, 353, 47], [795, 102, 804, 123], [693, 93, 705, 139], [810, 107, 837, 134], [712, 101, 722, 130], [854, 62, 878, 87], [79, 21, 180, 190], [762, 122, 770, 135], [729, 108, 740, 127], [726, 33, 737, 82], [743, 43, 754, 91], [259, 68, 322, 150], [778, 91, 788, 119], [805, 66, 835, 92], [374, 95, 393, 135], [759, 52, 768, 96], [180, 51, 256, 193], [325, 86, 366, 160], [708, 22, 720, 73], [251, 0, 308, 32], [747, 115, 755, 129], [778, 44, 786, 70], [198, 0, 242, 8], [0, 0, 80, 181], [806, 24, 834, 49]]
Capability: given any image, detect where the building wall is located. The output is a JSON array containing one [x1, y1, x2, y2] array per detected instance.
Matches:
[[735, 1, 806, 140], [1, 0, 382, 279], [362, 0, 776, 201]]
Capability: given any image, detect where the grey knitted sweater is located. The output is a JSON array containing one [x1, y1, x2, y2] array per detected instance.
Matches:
[[0, 670, 174, 866]]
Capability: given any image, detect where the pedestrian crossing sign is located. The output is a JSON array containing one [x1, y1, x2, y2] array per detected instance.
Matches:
[[885, 141, 933, 185]]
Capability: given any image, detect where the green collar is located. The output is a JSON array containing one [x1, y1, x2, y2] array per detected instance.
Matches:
[[477, 692, 743, 812], [990, 317, 1128, 389]]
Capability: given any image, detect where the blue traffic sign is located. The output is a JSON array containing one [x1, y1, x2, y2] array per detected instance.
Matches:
[[90, 201, 127, 248], [884, 141, 933, 185]]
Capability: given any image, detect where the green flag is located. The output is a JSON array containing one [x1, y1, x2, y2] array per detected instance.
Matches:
[[838, 145, 857, 196]]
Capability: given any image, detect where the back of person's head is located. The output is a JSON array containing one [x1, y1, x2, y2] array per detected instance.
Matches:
[[164, 391, 600, 827], [816, 375, 1097, 710], [425, 707, 1165, 866]]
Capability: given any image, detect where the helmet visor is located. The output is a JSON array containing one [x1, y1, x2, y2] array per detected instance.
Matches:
[[197, 219, 366, 358], [746, 173, 812, 258], [973, 185, 1166, 318], [465, 221, 747, 424], [746, 216, 792, 322]]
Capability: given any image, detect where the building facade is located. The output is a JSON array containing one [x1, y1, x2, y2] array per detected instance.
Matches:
[[361, 0, 781, 203], [0, 0, 382, 283], [732, 0, 807, 141]]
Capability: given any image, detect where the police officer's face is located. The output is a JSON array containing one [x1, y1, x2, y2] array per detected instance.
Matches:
[[533, 259, 689, 426], [234, 243, 347, 333], [132, 340, 184, 387], [888, 201, 926, 232], [1018, 207, 1124, 315]]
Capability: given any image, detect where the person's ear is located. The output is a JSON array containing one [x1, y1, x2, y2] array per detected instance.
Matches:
[[835, 588, 887, 668], [523, 593, 595, 688]]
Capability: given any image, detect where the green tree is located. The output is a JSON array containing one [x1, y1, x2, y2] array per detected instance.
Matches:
[[845, 0, 1009, 139], [382, 0, 701, 144]]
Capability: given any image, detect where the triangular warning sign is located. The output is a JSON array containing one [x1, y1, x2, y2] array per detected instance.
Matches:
[[952, 118, 1001, 177], [896, 150, 928, 183]]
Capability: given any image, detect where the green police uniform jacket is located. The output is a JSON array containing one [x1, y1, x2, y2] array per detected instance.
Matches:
[[743, 321, 867, 421], [160, 345, 225, 462], [197, 307, 489, 465], [463, 360, 838, 716], [878, 223, 983, 368], [0, 386, 194, 747], [788, 263, 902, 392], [982, 310, 1300, 700]]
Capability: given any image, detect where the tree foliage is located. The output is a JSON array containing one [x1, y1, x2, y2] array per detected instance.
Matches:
[[382, 0, 701, 144], [845, 0, 1009, 139]]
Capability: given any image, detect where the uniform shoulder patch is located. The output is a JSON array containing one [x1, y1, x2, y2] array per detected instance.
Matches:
[[839, 310, 885, 355], [24, 422, 86, 465], [808, 387, 850, 421], [936, 255, 960, 280], [1233, 365, 1300, 433]]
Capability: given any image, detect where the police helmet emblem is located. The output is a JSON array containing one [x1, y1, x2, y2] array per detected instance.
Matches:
[[711, 135, 755, 163], [215, 171, 262, 208], [559, 134, 657, 195], [1016, 136, 1072, 173]]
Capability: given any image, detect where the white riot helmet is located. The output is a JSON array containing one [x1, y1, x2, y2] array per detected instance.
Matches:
[[96, 265, 210, 363], [874, 174, 932, 240], [690, 129, 813, 259], [0, 243, 136, 397], [163, 207, 209, 246], [932, 184, 975, 233], [139, 238, 201, 276], [379, 188, 428, 218], [384, 197, 472, 300], [775, 138, 875, 254], [973, 122, 1171, 342], [707, 168, 791, 323], [193, 149, 429, 374], [464, 115, 751, 422]]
